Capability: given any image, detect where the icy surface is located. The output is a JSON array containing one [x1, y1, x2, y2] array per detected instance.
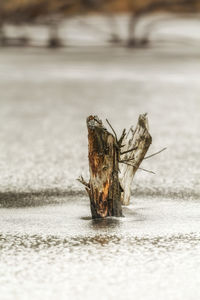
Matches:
[[0, 15, 200, 300], [1, 198, 200, 300], [0, 46, 199, 196]]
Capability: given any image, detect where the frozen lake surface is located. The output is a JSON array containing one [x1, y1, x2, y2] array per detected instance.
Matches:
[[0, 16, 200, 300], [1, 198, 200, 300]]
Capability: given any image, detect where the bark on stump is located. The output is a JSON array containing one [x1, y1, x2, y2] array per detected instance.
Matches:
[[85, 115, 123, 219]]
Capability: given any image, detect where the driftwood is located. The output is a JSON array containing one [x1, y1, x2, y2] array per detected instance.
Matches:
[[78, 114, 153, 218], [119, 114, 152, 205]]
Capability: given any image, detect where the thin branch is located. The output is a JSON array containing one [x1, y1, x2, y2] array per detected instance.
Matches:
[[106, 118, 118, 141], [77, 176, 90, 188], [119, 157, 135, 163], [120, 162, 155, 174], [144, 147, 167, 160], [138, 167, 155, 174], [120, 161, 136, 168], [120, 144, 126, 148], [118, 128, 126, 146], [121, 146, 137, 155]]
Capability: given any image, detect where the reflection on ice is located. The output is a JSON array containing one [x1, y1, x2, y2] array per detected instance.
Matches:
[[90, 217, 121, 230]]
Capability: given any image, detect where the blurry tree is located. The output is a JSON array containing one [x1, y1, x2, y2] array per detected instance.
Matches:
[[0, 0, 120, 46], [127, 0, 200, 47], [0, 0, 80, 46], [1, 0, 200, 47]]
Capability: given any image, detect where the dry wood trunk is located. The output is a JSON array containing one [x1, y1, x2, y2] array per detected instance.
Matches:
[[78, 114, 152, 218], [119, 114, 152, 206], [86, 115, 122, 219]]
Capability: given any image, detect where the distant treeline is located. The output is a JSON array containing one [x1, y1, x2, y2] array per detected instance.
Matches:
[[1, 0, 200, 24], [0, 0, 81, 24]]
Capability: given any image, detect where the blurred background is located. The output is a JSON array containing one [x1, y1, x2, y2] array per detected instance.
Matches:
[[1, 0, 200, 47], [0, 2, 200, 300]]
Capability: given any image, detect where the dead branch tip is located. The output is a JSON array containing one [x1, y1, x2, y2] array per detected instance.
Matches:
[[144, 147, 167, 160], [106, 118, 118, 141], [77, 176, 90, 188], [138, 167, 155, 174]]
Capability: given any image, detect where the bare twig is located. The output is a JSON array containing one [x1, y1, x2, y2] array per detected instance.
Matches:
[[77, 176, 90, 188], [120, 144, 126, 148], [118, 129, 126, 147], [121, 146, 138, 155], [120, 161, 155, 174], [106, 118, 118, 141], [144, 147, 167, 160], [119, 157, 135, 163], [138, 167, 155, 174]]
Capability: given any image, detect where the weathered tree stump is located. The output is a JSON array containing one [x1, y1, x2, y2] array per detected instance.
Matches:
[[119, 114, 152, 206], [87, 116, 123, 218], [79, 115, 123, 218], [78, 114, 155, 218]]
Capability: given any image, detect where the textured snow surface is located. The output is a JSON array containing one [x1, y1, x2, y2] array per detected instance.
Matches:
[[0, 15, 200, 300], [1, 198, 200, 300]]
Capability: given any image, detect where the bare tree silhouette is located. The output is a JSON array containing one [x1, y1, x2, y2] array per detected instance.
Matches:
[[127, 0, 200, 47]]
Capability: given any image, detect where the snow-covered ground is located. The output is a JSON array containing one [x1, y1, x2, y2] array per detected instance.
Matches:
[[0, 15, 200, 300]]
